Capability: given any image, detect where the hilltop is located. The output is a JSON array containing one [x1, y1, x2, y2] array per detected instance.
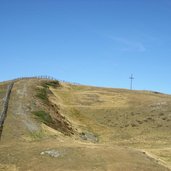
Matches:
[[0, 78, 171, 171]]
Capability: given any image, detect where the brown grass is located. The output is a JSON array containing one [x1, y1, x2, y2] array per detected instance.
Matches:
[[0, 79, 171, 170]]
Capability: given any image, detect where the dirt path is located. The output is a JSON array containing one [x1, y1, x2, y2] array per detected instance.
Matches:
[[12, 80, 40, 132], [0, 79, 41, 142], [140, 149, 171, 170]]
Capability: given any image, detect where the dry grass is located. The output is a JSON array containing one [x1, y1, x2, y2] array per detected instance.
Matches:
[[50, 82, 171, 168], [0, 80, 171, 170], [51, 83, 171, 143]]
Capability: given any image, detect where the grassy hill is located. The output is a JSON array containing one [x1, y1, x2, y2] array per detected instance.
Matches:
[[0, 78, 171, 171], [50, 83, 171, 145]]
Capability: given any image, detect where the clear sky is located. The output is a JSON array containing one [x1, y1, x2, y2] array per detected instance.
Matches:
[[1, 0, 171, 93]]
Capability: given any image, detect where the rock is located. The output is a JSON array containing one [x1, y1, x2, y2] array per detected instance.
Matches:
[[40, 149, 64, 158], [80, 132, 98, 143]]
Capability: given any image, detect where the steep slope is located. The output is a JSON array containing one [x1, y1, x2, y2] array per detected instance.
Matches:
[[0, 78, 170, 171], [1, 79, 74, 142]]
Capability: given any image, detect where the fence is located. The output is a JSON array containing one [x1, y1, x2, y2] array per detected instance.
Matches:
[[0, 82, 14, 139], [1, 76, 82, 86]]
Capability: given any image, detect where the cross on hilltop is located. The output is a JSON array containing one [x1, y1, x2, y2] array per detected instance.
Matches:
[[129, 74, 134, 90]]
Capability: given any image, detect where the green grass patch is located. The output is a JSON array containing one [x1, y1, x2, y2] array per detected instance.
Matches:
[[30, 131, 45, 140], [36, 81, 60, 103], [43, 80, 60, 88], [36, 87, 49, 103], [0, 89, 5, 94], [33, 111, 53, 125]]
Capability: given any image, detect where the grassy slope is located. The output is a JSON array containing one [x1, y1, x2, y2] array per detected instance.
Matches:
[[0, 79, 171, 171], [50, 82, 171, 167], [51, 83, 171, 144]]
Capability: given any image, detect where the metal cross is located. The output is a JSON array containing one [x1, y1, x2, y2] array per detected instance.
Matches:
[[129, 74, 134, 90]]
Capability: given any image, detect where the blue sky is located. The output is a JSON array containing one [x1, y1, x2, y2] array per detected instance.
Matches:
[[1, 0, 171, 93]]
